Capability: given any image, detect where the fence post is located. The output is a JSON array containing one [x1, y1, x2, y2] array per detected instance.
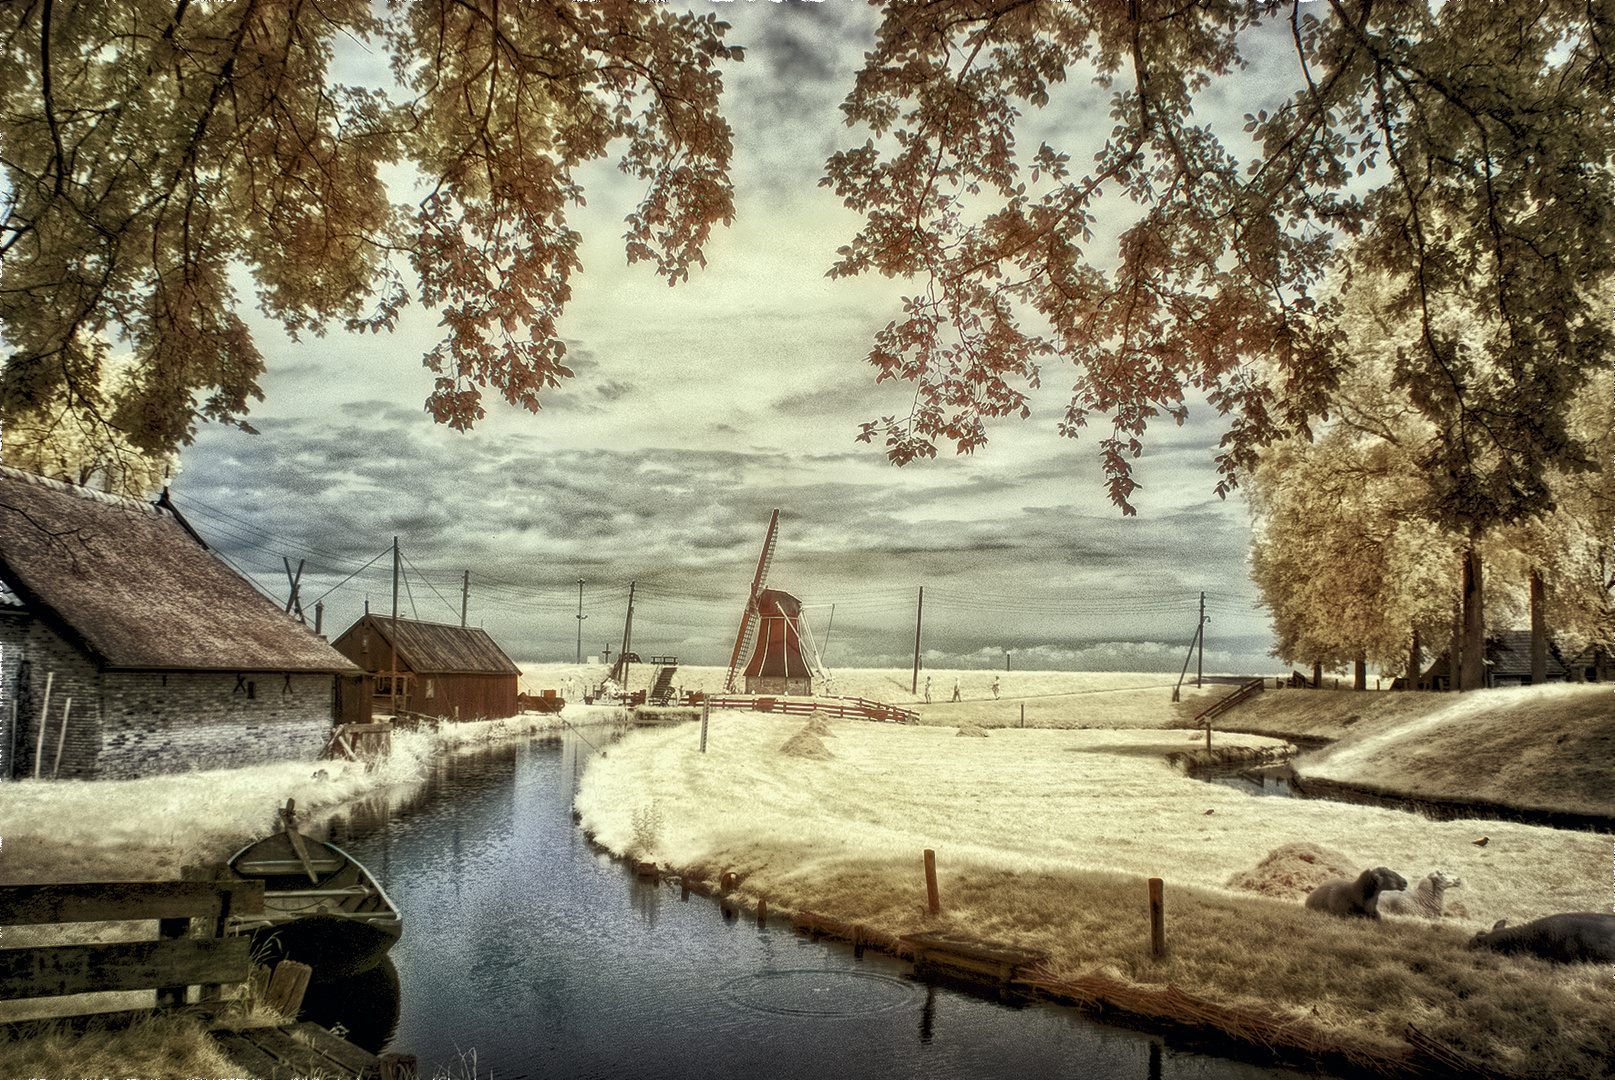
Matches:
[[1148, 877, 1166, 958], [700, 701, 709, 753], [924, 849, 940, 915]]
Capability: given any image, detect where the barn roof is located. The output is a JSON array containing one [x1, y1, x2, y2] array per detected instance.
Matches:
[[0, 466, 360, 673], [352, 615, 522, 676]]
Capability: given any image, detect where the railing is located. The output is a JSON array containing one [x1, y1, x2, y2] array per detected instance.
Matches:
[[690, 694, 918, 724], [1192, 677, 1266, 726]]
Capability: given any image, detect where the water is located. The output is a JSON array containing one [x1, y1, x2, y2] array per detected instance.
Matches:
[[314, 728, 1322, 1080]]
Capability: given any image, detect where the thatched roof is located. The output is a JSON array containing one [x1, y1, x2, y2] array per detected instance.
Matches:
[[0, 466, 360, 673], [343, 614, 521, 676]]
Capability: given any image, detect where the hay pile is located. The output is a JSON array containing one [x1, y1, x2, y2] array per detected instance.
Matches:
[[956, 724, 990, 737], [781, 729, 834, 760], [802, 712, 838, 738], [1225, 841, 1356, 900]]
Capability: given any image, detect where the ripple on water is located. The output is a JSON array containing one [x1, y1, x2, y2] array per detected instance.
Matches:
[[722, 969, 922, 1018]]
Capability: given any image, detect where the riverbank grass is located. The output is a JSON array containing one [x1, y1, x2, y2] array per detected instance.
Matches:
[[575, 711, 1614, 1078]]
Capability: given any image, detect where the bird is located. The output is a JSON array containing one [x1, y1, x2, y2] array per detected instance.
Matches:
[[1472, 836, 1489, 847], [1204, 809, 1215, 815]]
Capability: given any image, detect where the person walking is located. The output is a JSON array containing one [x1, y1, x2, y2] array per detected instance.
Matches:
[[991, 675, 1000, 699], [951, 676, 961, 702], [924, 675, 932, 704]]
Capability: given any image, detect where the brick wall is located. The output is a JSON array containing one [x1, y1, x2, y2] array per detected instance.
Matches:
[[1, 613, 104, 780], [1, 613, 336, 780], [98, 671, 334, 779]]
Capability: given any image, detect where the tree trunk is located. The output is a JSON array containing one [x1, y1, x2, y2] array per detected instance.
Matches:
[[1311, 660, 1322, 689], [1529, 568, 1547, 685], [1354, 654, 1367, 690], [1449, 601, 1463, 692], [1461, 545, 1487, 691], [1406, 627, 1421, 690]]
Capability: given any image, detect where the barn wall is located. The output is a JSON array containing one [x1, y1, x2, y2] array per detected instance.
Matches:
[[422, 673, 519, 721], [0, 613, 104, 780], [98, 671, 334, 779]]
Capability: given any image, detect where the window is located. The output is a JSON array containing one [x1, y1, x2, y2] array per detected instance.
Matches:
[[425, 678, 434, 699]]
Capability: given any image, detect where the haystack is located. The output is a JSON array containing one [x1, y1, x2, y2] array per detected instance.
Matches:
[[956, 724, 989, 738], [781, 729, 834, 760], [1224, 841, 1356, 900], [802, 711, 837, 737]]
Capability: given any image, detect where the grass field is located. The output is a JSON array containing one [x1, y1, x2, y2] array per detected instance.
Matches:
[[573, 676, 1615, 1078]]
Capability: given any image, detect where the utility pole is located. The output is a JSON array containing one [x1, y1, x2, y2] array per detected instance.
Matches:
[[576, 578, 587, 664], [1197, 591, 1206, 688], [911, 586, 924, 694], [461, 570, 470, 627], [390, 537, 400, 717], [619, 582, 636, 689]]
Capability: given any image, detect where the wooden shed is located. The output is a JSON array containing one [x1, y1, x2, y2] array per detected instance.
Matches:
[[0, 466, 364, 780], [331, 615, 522, 721]]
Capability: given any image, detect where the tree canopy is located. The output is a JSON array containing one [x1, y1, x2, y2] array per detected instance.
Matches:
[[2, 0, 1611, 517], [1, 0, 738, 476]]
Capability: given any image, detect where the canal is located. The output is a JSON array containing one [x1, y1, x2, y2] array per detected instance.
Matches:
[[314, 726, 1326, 1080]]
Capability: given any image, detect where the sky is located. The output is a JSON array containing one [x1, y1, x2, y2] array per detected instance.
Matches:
[[170, 1, 1314, 676]]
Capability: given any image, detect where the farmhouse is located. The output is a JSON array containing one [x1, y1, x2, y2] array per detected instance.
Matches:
[[1423, 629, 1613, 689], [330, 614, 522, 720], [0, 466, 365, 780]]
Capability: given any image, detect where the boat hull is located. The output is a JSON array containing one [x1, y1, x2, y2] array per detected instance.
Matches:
[[229, 831, 401, 983]]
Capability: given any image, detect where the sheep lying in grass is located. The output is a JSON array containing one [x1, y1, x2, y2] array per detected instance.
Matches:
[[1469, 913, 1615, 964], [1377, 870, 1461, 919], [1304, 866, 1407, 919]]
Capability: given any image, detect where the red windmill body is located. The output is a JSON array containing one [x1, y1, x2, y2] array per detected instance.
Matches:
[[741, 589, 814, 695]]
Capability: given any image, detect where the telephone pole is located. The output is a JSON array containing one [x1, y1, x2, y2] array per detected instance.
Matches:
[[575, 578, 587, 664], [1196, 591, 1206, 688], [911, 586, 924, 694], [460, 570, 470, 627], [390, 537, 400, 716]]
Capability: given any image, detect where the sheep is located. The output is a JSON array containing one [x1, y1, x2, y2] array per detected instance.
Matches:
[[1469, 913, 1615, 964], [1376, 870, 1461, 919], [1304, 866, 1408, 919]]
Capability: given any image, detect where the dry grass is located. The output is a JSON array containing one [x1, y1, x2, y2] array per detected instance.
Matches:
[[0, 1012, 243, 1080], [575, 710, 1615, 1078]]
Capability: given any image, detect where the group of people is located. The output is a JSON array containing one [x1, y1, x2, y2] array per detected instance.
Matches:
[[922, 674, 1001, 703]]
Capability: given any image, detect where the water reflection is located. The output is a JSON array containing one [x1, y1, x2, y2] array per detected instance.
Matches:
[[313, 728, 1319, 1080]]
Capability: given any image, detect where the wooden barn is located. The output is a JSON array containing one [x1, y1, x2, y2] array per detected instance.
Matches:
[[0, 466, 366, 781], [743, 589, 815, 696], [331, 615, 521, 720]]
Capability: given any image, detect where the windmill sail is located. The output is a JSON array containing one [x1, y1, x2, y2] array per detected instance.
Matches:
[[725, 509, 779, 692]]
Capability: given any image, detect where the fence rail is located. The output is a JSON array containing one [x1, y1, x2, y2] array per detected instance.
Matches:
[[1192, 677, 1266, 726], [691, 694, 919, 724]]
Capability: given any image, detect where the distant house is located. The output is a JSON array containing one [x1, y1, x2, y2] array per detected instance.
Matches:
[[1423, 629, 1611, 689], [0, 466, 365, 780], [330, 615, 521, 720]]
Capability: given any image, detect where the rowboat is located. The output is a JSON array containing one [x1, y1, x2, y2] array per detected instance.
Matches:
[[228, 799, 402, 982]]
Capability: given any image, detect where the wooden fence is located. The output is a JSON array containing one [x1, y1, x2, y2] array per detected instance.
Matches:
[[0, 876, 264, 1007], [691, 694, 919, 724]]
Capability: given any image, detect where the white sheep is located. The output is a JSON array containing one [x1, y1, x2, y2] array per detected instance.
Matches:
[[1376, 870, 1461, 918]]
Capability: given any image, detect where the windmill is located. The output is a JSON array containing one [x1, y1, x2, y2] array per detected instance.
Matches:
[[724, 509, 779, 692], [725, 510, 829, 695]]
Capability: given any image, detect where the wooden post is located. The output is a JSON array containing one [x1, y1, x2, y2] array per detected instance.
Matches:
[[757, 896, 767, 927], [264, 960, 313, 1016], [924, 848, 940, 915], [380, 1052, 419, 1080], [33, 671, 53, 780], [1020, 703, 1024, 728], [700, 701, 709, 753], [1148, 877, 1165, 958], [51, 697, 72, 779]]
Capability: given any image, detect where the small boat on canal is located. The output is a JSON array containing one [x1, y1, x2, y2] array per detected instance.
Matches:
[[228, 798, 402, 982]]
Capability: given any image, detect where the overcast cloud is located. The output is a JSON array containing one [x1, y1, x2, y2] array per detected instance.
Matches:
[[174, 1, 1295, 675]]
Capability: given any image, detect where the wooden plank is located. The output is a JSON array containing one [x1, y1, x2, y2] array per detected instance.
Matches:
[[0, 936, 252, 999], [210, 1029, 289, 1079], [291, 1021, 381, 1076], [0, 880, 265, 925]]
